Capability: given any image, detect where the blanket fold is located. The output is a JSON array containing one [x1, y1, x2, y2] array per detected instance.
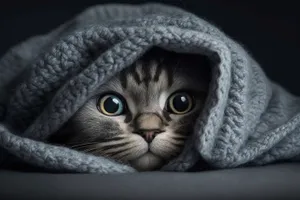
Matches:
[[1, 3, 300, 173]]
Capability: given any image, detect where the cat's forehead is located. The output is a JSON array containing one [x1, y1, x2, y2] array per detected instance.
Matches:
[[100, 55, 210, 95]]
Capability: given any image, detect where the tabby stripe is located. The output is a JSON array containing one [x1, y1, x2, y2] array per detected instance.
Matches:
[[133, 65, 142, 84], [153, 62, 163, 82], [124, 111, 133, 123], [163, 110, 172, 122], [120, 69, 128, 89], [142, 62, 152, 88], [100, 142, 131, 151], [166, 64, 174, 87]]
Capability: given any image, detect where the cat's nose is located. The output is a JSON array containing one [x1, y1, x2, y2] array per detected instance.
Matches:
[[138, 129, 164, 143], [134, 113, 165, 131], [133, 113, 165, 143]]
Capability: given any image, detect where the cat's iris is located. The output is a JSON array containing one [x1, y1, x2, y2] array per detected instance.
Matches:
[[98, 94, 124, 116], [167, 92, 193, 114]]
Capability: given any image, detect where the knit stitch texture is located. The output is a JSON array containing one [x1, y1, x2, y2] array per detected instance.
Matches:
[[0, 3, 300, 173]]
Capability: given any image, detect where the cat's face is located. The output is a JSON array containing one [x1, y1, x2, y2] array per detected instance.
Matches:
[[49, 51, 210, 171]]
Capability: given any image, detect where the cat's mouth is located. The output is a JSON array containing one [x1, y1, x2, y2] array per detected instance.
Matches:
[[129, 152, 165, 171], [127, 140, 183, 171]]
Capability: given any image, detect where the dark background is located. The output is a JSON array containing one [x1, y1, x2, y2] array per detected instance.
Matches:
[[0, 0, 299, 94], [0, 2, 300, 199]]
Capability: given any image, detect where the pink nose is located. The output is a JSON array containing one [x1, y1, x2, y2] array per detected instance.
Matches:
[[144, 131, 155, 143], [136, 129, 164, 143]]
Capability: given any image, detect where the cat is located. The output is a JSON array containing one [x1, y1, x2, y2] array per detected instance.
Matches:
[[48, 48, 211, 171]]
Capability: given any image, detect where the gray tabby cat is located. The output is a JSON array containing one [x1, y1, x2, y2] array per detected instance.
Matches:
[[48, 49, 211, 171]]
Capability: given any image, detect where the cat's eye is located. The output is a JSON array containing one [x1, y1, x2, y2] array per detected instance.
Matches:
[[167, 92, 193, 114], [97, 94, 125, 116]]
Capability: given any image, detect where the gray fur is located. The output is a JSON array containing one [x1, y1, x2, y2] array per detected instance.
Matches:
[[49, 50, 210, 171], [1, 3, 300, 173]]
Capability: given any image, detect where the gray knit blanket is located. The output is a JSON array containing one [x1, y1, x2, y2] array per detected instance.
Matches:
[[1, 3, 300, 173]]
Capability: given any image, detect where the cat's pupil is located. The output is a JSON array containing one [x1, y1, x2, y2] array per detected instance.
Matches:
[[173, 95, 189, 112], [104, 97, 121, 113]]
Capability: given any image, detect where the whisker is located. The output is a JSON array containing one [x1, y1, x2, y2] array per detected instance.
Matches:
[[160, 141, 180, 152], [73, 145, 95, 151], [92, 144, 131, 158], [66, 139, 99, 145], [75, 143, 130, 156], [99, 142, 131, 151], [169, 140, 185, 147], [69, 142, 98, 148], [67, 134, 129, 149], [172, 134, 187, 140], [94, 135, 127, 143], [109, 151, 129, 158], [112, 145, 140, 160], [82, 147, 101, 153], [97, 137, 132, 147], [104, 145, 133, 154], [114, 152, 132, 161]]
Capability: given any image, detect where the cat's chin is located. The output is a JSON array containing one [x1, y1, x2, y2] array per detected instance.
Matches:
[[130, 152, 164, 171]]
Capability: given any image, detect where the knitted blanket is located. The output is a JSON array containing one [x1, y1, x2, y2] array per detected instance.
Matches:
[[1, 3, 300, 173]]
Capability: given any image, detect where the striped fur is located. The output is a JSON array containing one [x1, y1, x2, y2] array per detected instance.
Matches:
[[48, 49, 211, 171]]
